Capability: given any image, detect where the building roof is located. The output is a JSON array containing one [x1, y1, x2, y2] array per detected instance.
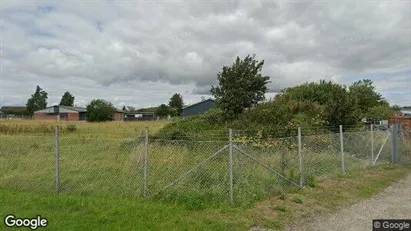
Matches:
[[124, 111, 156, 115], [0, 106, 27, 111], [182, 98, 215, 110], [59, 106, 87, 112]]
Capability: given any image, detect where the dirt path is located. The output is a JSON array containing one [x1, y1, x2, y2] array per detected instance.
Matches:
[[285, 173, 411, 231]]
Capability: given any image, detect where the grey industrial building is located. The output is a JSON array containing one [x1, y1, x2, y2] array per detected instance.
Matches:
[[182, 98, 216, 118]]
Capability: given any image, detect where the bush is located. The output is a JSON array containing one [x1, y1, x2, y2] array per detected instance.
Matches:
[[66, 124, 77, 132], [86, 99, 116, 122]]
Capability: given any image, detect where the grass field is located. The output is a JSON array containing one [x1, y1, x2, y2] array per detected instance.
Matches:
[[0, 120, 393, 209], [1, 164, 409, 230], [0, 120, 409, 229], [0, 120, 170, 138]]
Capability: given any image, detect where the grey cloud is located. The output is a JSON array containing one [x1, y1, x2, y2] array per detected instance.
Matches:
[[1, 0, 410, 108]]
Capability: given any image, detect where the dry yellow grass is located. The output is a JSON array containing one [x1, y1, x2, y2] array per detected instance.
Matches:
[[0, 120, 170, 138]]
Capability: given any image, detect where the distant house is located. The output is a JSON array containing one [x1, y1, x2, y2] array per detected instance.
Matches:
[[124, 111, 156, 121], [34, 105, 88, 121], [34, 105, 124, 121], [0, 106, 29, 119], [0, 106, 27, 115], [182, 98, 216, 118]]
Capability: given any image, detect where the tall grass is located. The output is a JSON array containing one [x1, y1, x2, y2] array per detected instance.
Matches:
[[0, 120, 169, 138]]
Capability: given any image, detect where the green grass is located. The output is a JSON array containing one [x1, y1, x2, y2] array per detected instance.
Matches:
[[1, 164, 409, 230], [0, 188, 249, 231]]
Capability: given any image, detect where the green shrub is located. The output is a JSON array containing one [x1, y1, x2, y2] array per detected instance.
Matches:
[[66, 124, 77, 132]]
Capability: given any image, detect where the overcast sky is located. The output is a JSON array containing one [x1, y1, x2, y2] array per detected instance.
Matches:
[[0, 0, 410, 109]]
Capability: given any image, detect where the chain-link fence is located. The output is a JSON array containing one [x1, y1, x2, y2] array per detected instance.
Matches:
[[0, 125, 406, 206]]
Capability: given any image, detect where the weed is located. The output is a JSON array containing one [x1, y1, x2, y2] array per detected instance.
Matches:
[[274, 205, 287, 212], [292, 197, 303, 204]]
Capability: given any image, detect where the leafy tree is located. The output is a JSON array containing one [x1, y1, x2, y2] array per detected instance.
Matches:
[[156, 104, 170, 118], [280, 80, 359, 130], [210, 54, 270, 120], [59, 91, 75, 106], [366, 105, 394, 121], [26, 85, 48, 115], [86, 99, 117, 122], [168, 93, 184, 116], [348, 79, 386, 118], [391, 104, 402, 112]]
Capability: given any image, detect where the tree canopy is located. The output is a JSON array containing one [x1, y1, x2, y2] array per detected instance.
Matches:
[[210, 54, 270, 120], [276, 79, 392, 130], [86, 99, 117, 122], [59, 91, 75, 106], [156, 104, 170, 118], [168, 93, 184, 116], [26, 85, 48, 115]]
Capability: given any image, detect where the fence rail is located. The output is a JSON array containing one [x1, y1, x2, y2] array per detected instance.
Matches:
[[0, 124, 409, 206]]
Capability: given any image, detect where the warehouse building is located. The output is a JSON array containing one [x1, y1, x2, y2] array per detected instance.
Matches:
[[34, 105, 124, 121], [182, 98, 216, 118]]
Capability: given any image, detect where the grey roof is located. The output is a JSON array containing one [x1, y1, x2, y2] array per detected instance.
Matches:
[[58, 105, 87, 112], [0, 106, 27, 111], [125, 111, 155, 114], [182, 98, 215, 110]]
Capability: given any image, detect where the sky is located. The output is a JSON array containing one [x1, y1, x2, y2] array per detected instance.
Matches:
[[0, 0, 410, 109]]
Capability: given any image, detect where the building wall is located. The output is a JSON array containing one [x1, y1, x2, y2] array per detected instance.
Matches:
[[388, 117, 411, 130], [34, 112, 79, 121], [113, 112, 124, 121], [68, 113, 79, 121], [183, 100, 216, 118]]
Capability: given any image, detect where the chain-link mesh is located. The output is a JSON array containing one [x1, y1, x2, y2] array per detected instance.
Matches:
[[0, 134, 54, 193], [58, 134, 145, 197], [301, 133, 341, 182], [343, 131, 373, 172], [0, 126, 404, 206], [148, 140, 230, 206], [373, 131, 392, 165]]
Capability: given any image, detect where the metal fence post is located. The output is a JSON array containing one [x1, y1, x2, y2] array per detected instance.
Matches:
[[391, 124, 398, 164], [55, 126, 60, 194], [371, 124, 374, 166], [143, 127, 148, 198], [340, 125, 346, 174], [229, 128, 233, 203], [298, 127, 303, 188], [399, 123, 402, 162]]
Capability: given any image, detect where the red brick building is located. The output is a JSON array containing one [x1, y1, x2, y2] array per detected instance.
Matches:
[[34, 105, 124, 121], [389, 116, 411, 130]]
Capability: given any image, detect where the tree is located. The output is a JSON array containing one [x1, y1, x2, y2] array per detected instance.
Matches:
[[122, 106, 126, 111], [86, 99, 117, 122], [168, 93, 184, 116], [366, 105, 394, 121], [391, 105, 402, 112], [348, 79, 386, 118], [59, 91, 75, 106], [280, 80, 359, 130], [26, 85, 48, 115], [210, 54, 270, 120], [156, 104, 170, 118]]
